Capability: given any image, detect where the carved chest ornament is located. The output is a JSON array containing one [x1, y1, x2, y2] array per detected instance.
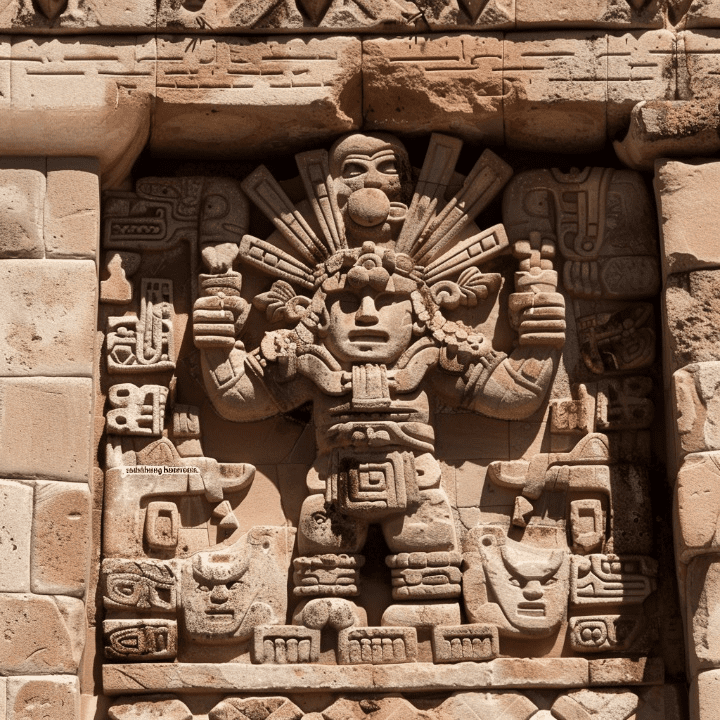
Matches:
[[100, 131, 663, 708]]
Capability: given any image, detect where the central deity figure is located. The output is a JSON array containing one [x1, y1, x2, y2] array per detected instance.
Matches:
[[193, 133, 565, 627]]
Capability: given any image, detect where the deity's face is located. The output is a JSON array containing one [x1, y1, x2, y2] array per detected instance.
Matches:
[[480, 534, 569, 637], [336, 146, 404, 203], [321, 285, 414, 366], [329, 133, 411, 245], [182, 552, 253, 643]]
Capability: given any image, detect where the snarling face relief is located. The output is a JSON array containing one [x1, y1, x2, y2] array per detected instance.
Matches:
[[182, 548, 272, 644], [479, 533, 570, 637]]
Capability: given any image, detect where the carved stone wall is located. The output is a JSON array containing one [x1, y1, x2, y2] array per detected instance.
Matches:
[[92, 134, 683, 719], [0, 1, 717, 719]]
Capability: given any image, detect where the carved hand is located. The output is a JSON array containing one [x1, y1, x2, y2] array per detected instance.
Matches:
[[508, 291, 566, 348], [193, 294, 249, 349], [201, 242, 240, 274]]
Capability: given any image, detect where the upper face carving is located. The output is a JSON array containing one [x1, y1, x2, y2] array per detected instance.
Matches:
[[330, 133, 412, 245]]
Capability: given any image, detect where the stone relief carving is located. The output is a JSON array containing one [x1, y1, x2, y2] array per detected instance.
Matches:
[[154, 0, 667, 30], [106, 686, 674, 718], [98, 131, 670, 710]]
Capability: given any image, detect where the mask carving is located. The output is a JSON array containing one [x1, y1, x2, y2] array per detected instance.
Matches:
[[465, 531, 570, 638], [181, 527, 295, 644]]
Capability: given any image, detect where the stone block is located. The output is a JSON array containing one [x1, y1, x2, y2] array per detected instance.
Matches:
[[665, 270, 720, 372], [440, 691, 538, 719], [0, 259, 96, 376], [0, 377, 93, 482], [0, 594, 84, 674], [0, 0, 155, 31], [516, 0, 663, 28], [0, 159, 45, 260], [676, 452, 720, 562], [337, 627, 417, 665], [6, 675, 78, 720], [0, 480, 32, 592], [31, 481, 91, 597], [104, 619, 178, 662], [692, 669, 720, 720], [152, 36, 361, 160], [686, 0, 720, 27], [688, 554, 720, 674], [1, 36, 155, 187], [655, 159, 720, 278], [680, 31, 720, 101], [551, 689, 642, 719], [588, 656, 664, 685], [607, 31, 675, 138], [616, 101, 720, 171], [503, 32, 608, 152], [362, 34, 504, 144], [673, 364, 720, 459], [44, 158, 100, 260], [108, 696, 192, 720], [491, 658, 589, 687]]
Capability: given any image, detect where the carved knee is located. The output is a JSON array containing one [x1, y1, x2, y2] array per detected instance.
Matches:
[[298, 493, 368, 555], [382, 489, 458, 553]]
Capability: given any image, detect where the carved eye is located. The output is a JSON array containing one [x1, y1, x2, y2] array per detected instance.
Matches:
[[375, 292, 408, 310], [229, 581, 242, 590], [342, 161, 368, 178], [509, 578, 521, 587], [197, 584, 211, 592], [377, 159, 398, 175], [543, 577, 557, 586], [311, 511, 328, 525], [336, 294, 360, 313]]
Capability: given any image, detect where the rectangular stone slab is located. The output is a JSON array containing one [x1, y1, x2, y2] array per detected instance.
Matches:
[[362, 34, 504, 144], [104, 659, 599, 694], [152, 35, 361, 159], [503, 31, 608, 152], [0, 258, 97, 377]]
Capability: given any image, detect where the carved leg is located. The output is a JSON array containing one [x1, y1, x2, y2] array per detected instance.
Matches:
[[294, 493, 367, 598], [382, 489, 461, 601]]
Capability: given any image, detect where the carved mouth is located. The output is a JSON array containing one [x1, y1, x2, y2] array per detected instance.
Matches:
[[205, 609, 234, 619], [348, 329, 388, 344], [517, 603, 545, 617]]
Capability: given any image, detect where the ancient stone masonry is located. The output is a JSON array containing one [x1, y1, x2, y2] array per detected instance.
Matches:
[[91, 129, 687, 719]]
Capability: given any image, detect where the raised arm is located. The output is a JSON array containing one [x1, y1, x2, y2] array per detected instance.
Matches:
[[193, 282, 284, 423], [462, 232, 565, 420]]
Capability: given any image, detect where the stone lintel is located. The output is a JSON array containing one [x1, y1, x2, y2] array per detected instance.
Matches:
[[100, 657, 666, 695]]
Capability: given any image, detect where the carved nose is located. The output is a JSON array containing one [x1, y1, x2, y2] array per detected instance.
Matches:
[[210, 584, 229, 603], [362, 168, 384, 189], [355, 296, 379, 324], [522, 580, 544, 601]]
